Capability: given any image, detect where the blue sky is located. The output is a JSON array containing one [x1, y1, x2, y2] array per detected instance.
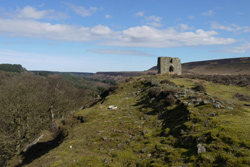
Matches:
[[0, 0, 249, 72]]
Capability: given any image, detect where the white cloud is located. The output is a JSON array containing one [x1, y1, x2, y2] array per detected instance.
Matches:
[[202, 10, 215, 16], [179, 24, 194, 31], [147, 22, 162, 28], [136, 12, 162, 27], [90, 25, 112, 35], [3, 6, 69, 20], [145, 15, 161, 22], [211, 22, 250, 32], [222, 43, 250, 53], [0, 19, 114, 41], [105, 15, 112, 19], [89, 49, 156, 57], [187, 15, 194, 19], [39, 4, 45, 7], [0, 18, 236, 48], [65, 3, 102, 17], [136, 11, 144, 17], [211, 22, 240, 31], [144, 15, 162, 27], [17, 6, 54, 19], [101, 26, 236, 48]]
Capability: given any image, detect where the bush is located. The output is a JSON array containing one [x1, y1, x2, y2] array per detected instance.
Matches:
[[192, 83, 206, 92], [160, 89, 177, 97], [165, 94, 177, 106], [234, 93, 250, 102], [160, 79, 176, 86], [148, 87, 162, 98]]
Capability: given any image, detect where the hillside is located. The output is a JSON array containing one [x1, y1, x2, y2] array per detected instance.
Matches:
[[149, 57, 250, 75], [0, 69, 119, 167], [30, 71, 95, 78], [8, 74, 250, 166]]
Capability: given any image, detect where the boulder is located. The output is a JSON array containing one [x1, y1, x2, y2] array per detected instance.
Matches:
[[103, 158, 110, 164], [108, 105, 117, 110], [197, 144, 206, 154], [199, 100, 210, 105], [178, 92, 187, 97], [196, 98, 202, 102], [101, 136, 108, 141], [213, 104, 221, 109]]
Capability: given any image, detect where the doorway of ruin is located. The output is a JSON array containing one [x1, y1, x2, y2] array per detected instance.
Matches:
[[169, 66, 174, 72]]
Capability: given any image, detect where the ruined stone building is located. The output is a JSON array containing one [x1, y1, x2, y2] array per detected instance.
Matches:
[[157, 57, 182, 75]]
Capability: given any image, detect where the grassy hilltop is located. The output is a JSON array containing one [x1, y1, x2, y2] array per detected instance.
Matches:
[[8, 74, 250, 167]]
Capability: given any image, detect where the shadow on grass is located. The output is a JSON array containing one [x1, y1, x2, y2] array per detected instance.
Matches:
[[133, 91, 190, 139], [159, 104, 189, 138], [15, 131, 65, 167], [133, 89, 198, 160]]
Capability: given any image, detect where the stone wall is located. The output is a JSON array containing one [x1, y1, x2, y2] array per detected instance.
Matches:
[[157, 57, 182, 75]]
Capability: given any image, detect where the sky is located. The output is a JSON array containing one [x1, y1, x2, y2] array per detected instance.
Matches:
[[0, 0, 250, 72]]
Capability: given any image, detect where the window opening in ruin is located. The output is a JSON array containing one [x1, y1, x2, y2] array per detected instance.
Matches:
[[170, 59, 173, 63], [169, 66, 174, 72]]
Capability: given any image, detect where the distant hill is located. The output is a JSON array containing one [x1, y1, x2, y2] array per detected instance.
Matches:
[[149, 57, 250, 75], [30, 71, 94, 77]]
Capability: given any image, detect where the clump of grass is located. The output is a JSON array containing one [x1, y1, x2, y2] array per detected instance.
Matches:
[[148, 87, 162, 98], [192, 83, 206, 92], [165, 94, 177, 106], [234, 93, 250, 102], [160, 89, 178, 98], [160, 79, 176, 86]]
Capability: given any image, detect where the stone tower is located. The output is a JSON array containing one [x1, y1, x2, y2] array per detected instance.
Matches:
[[157, 57, 182, 75]]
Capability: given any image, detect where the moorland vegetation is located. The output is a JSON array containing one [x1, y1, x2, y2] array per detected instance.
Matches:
[[7, 73, 250, 167]]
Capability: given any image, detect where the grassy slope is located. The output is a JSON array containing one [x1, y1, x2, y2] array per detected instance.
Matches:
[[9, 75, 250, 167]]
